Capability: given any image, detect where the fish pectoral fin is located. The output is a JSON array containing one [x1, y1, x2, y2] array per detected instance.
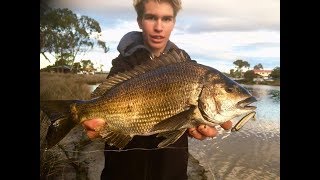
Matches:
[[157, 129, 187, 148], [99, 129, 133, 150], [151, 107, 194, 132]]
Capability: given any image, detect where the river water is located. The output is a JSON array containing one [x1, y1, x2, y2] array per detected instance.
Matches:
[[188, 84, 280, 180]]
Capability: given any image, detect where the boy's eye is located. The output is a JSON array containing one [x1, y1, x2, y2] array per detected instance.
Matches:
[[143, 15, 173, 23], [144, 15, 157, 20], [162, 17, 173, 22]]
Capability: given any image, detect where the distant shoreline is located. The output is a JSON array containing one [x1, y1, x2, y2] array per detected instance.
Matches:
[[234, 79, 280, 86]]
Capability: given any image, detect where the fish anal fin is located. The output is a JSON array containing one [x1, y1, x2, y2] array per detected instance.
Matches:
[[157, 129, 187, 148], [99, 129, 133, 149]]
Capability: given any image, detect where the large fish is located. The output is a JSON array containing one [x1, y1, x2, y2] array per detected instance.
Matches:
[[41, 49, 257, 149]]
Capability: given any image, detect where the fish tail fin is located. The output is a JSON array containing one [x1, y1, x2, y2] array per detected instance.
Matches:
[[40, 100, 79, 149]]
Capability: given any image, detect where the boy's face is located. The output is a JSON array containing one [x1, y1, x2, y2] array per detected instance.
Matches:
[[138, 1, 175, 56]]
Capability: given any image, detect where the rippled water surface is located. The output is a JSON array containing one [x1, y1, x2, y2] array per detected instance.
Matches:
[[188, 84, 280, 180]]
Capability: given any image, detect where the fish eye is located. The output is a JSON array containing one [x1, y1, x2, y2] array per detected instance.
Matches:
[[225, 87, 233, 93]]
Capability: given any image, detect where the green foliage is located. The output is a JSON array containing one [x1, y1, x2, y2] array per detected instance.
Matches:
[[40, 8, 109, 64], [243, 70, 256, 82], [80, 60, 94, 71], [229, 69, 235, 77], [233, 59, 250, 69], [233, 59, 250, 78], [72, 62, 82, 73], [229, 60, 280, 86], [253, 63, 263, 70], [270, 66, 280, 79], [54, 58, 72, 66], [234, 70, 242, 78]]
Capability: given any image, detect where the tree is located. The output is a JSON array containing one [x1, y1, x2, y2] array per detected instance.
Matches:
[[243, 70, 256, 82], [270, 67, 280, 79], [99, 64, 104, 72], [81, 60, 94, 72], [253, 63, 263, 70], [233, 59, 250, 69], [233, 59, 250, 78], [40, 8, 109, 66], [229, 69, 235, 78], [72, 62, 82, 73], [54, 58, 72, 66]]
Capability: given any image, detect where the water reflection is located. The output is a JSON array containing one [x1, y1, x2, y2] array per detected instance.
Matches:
[[189, 84, 280, 180], [242, 85, 280, 125], [88, 84, 100, 92]]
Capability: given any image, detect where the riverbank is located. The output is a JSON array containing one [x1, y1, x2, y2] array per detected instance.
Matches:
[[235, 79, 280, 86], [40, 72, 107, 100]]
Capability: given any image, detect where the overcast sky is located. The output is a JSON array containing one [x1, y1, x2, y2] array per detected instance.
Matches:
[[40, 0, 280, 73]]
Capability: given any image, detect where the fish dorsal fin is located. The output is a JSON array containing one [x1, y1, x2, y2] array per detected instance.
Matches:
[[91, 49, 189, 98], [91, 72, 136, 98]]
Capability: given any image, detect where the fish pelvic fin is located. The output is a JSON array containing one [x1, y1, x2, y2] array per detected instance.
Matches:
[[157, 129, 187, 148], [151, 108, 196, 148], [40, 100, 80, 149], [99, 128, 133, 150]]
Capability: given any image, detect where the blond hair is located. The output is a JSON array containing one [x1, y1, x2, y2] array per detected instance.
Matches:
[[133, 0, 182, 20]]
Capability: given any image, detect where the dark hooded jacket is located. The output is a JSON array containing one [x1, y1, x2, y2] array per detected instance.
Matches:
[[100, 31, 192, 180]]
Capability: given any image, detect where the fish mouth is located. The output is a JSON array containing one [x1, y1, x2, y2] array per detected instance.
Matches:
[[236, 96, 257, 110]]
